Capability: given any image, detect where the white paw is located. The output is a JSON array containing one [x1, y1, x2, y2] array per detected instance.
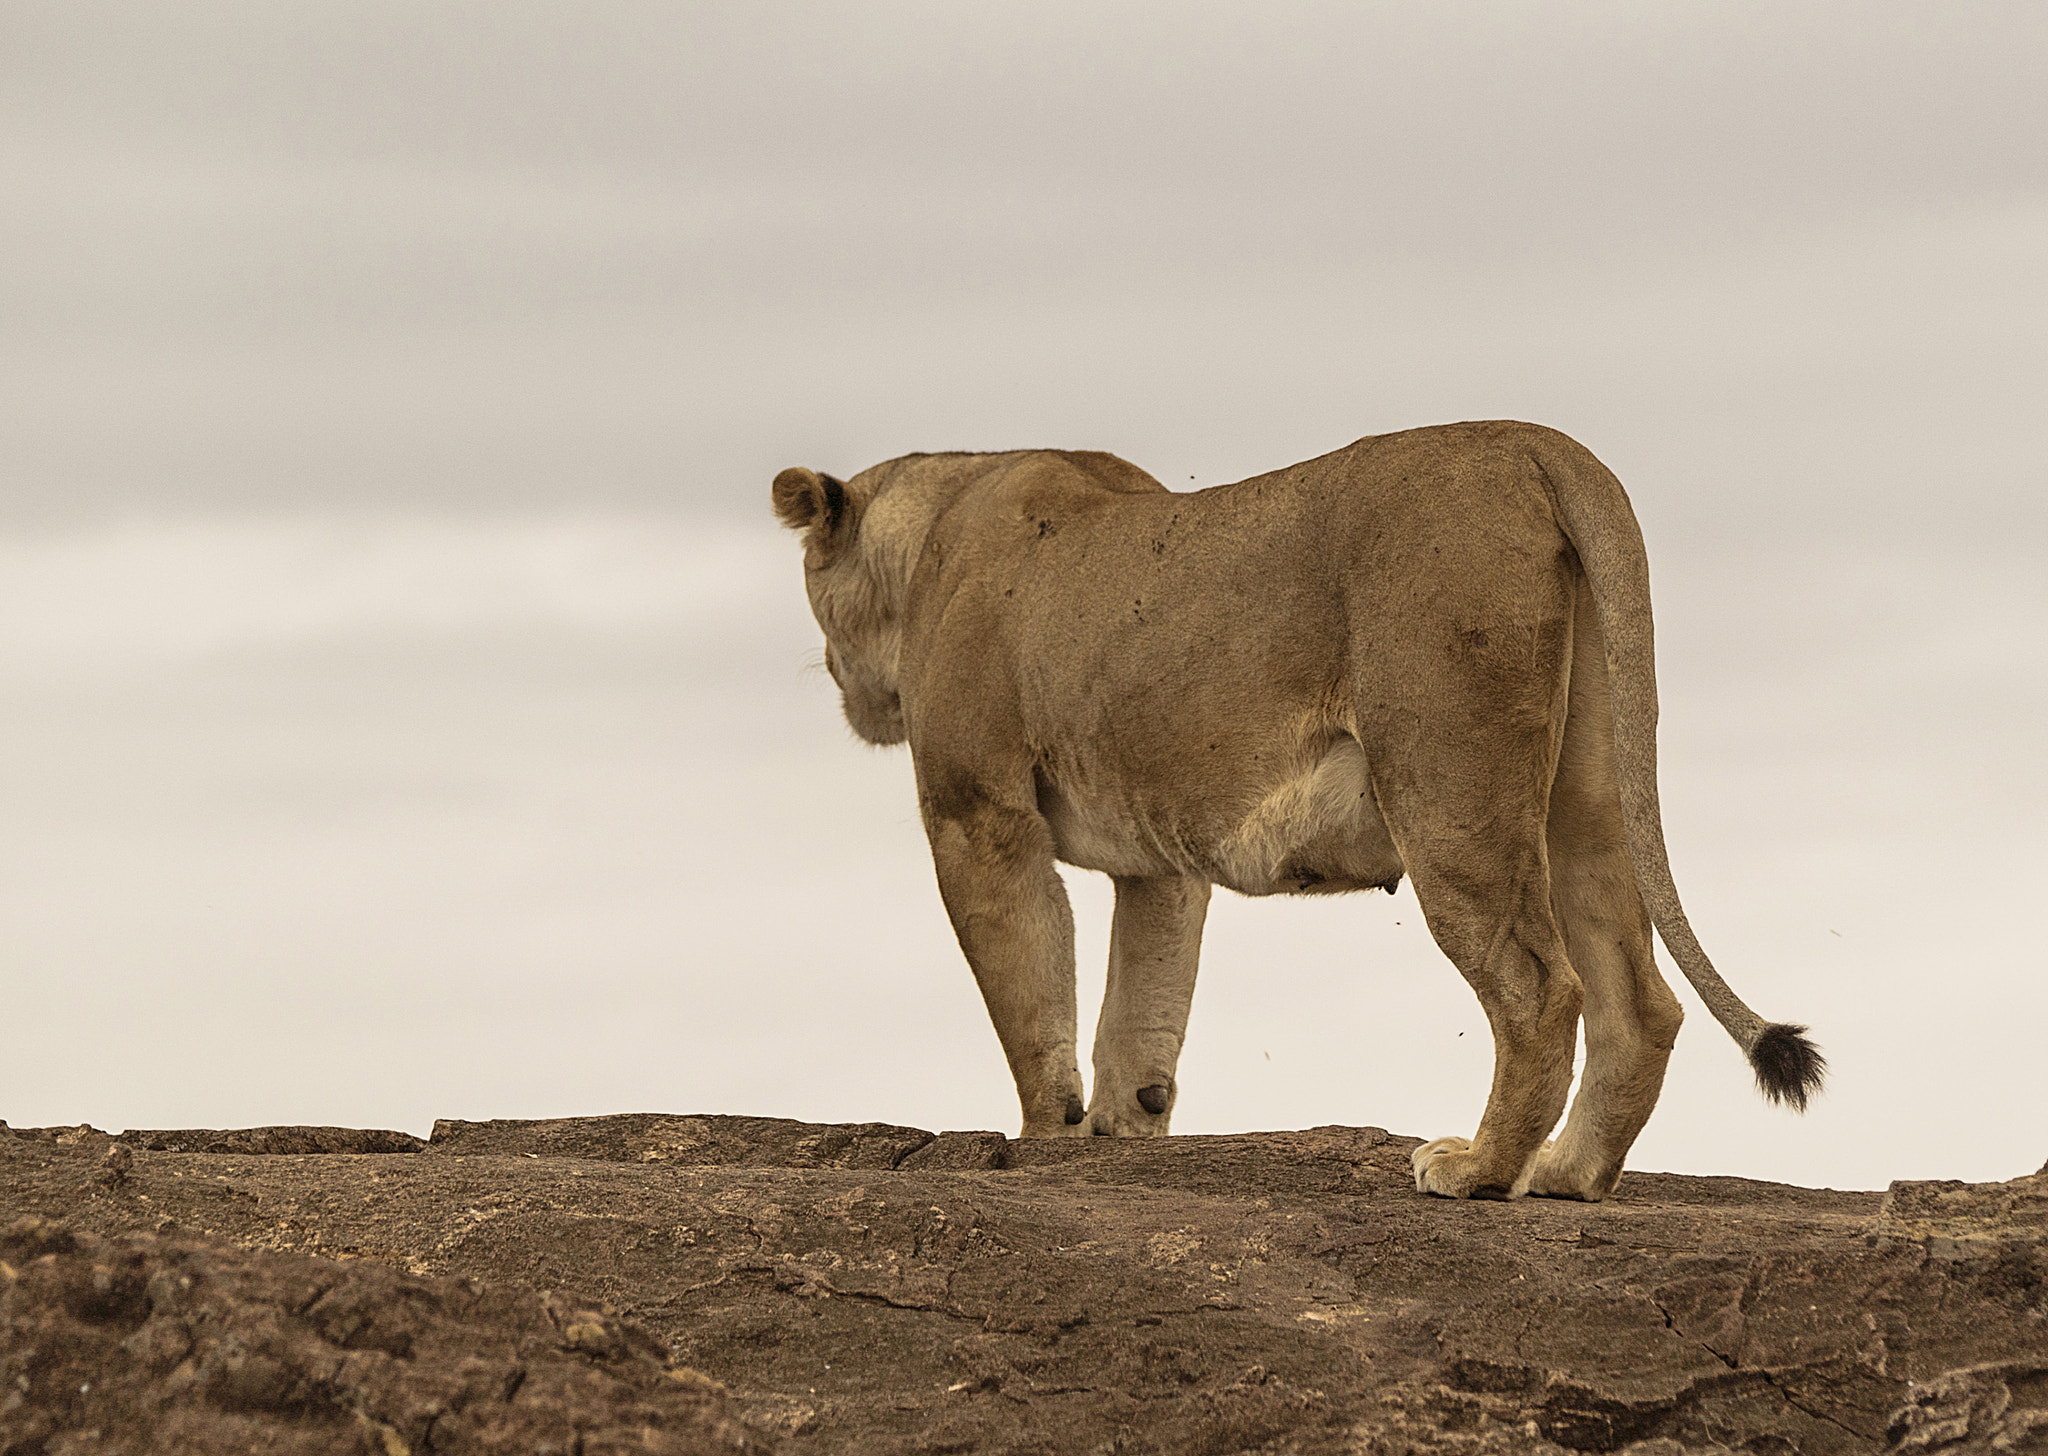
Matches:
[[1410, 1135, 1473, 1193], [1411, 1136, 1530, 1200]]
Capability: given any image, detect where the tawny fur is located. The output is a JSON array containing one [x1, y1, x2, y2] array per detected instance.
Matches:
[[772, 423, 1822, 1201]]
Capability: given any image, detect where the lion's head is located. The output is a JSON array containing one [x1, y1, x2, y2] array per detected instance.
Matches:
[[771, 465, 907, 746]]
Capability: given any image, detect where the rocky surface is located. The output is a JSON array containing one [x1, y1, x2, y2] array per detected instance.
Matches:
[[0, 1216, 763, 1455], [3, 1115, 2043, 1455]]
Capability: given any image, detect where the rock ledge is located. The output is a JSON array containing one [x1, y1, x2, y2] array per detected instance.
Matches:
[[4, 1116, 2043, 1454]]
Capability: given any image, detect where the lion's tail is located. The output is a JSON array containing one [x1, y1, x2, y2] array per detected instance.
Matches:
[[1535, 430, 1826, 1111]]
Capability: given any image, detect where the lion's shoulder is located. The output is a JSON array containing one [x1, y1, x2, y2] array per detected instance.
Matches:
[[1042, 450, 1169, 496]]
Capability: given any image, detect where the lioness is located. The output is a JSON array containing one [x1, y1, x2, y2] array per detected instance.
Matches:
[[773, 422, 1823, 1200]]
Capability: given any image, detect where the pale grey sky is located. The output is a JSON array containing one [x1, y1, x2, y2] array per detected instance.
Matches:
[[2, 3, 2044, 1188], [6, 2, 2045, 531]]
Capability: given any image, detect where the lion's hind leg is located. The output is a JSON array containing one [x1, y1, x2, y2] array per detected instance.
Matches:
[[1525, 591, 1684, 1201], [1401, 857, 1583, 1200], [1522, 831, 1680, 1200], [1354, 525, 1584, 1198], [1370, 757, 1582, 1200]]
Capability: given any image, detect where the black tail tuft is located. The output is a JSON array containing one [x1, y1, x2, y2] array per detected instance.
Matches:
[[1750, 1023, 1827, 1111]]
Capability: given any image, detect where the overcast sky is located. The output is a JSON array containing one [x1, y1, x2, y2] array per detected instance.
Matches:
[[3, 3, 2044, 1190]]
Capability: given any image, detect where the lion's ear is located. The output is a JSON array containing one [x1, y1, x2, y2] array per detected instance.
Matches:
[[771, 467, 850, 537]]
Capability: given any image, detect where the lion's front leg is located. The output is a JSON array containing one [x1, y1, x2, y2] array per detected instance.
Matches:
[[1084, 874, 1211, 1137], [926, 795, 1086, 1138]]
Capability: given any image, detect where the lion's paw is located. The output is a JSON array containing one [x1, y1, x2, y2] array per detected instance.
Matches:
[[1017, 1091, 1092, 1138], [1410, 1136, 1470, 1193], [1411, 1136, 1519, 1200], [1018, 1119, 1089, 1138], [1080, 1083, 1174, 1138], [1525, 1141, 1619, 1202]]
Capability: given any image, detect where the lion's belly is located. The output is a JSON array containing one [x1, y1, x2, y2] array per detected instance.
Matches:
[[1038, 735, 1406, 896], [1036, 786, 1169, 879]]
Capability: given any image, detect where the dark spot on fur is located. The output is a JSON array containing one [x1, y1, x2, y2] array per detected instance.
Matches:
[[1064, 1095, 1085, 1125], [1292, 868, 1326, 891], [1136, 1085, 1170, 1116], [1467, 628, 1489, 649], [1036, 518, 1057, 538], [918, 764, 1000, 829]]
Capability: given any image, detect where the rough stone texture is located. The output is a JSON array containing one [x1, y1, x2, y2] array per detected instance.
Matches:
[[3, 1116, 2044, 1454], [0, 1215, 769, 1455], [117, 1127, 429, 1156], [6, 1123, 426, 1156], [427, 1114, 943, 1171]]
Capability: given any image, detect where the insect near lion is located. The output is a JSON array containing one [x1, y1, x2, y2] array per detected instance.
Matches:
[[773, 421, 1823, 1201]]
